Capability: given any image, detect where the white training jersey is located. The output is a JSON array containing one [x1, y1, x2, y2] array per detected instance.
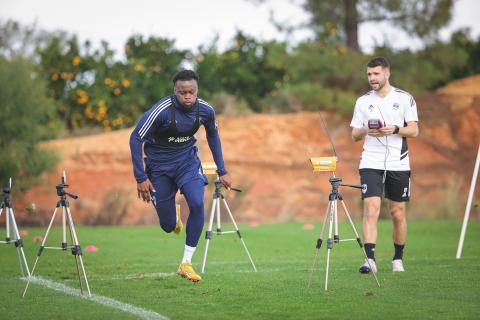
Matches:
[[350, 86, 419, 171]]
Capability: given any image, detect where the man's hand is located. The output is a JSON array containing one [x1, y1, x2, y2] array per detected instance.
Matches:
[[378, 125, 397, 136], [137, 179, 155, 203], [366, 128, 384, 137], [219, 174, 232, 190]]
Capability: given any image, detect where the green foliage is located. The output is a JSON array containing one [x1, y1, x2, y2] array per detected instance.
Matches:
[[444, 29, 480, 78], [372, 32, 471, 93], [271, 40, 365, 113], [35, 34, 188, 132], [37, 34, 84, 130], [196, 32, 286, 112], [0, 56, 58, 189], [280, 82, 358, 115], [194, 42, 225, 101], [124, 34, 189, 110]]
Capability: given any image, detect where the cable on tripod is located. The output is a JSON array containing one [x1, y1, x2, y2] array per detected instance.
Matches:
[[318, 112, 339, 159]]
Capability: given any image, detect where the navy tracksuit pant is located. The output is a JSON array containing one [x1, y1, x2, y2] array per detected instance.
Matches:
[[148, 154, 207, 247]]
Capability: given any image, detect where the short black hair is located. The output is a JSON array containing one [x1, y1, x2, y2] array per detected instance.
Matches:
[[367, 57, 390, 69], [172, 69, 199, 84]]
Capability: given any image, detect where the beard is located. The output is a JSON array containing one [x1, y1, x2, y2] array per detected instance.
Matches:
[[370, 78, 386, 91]]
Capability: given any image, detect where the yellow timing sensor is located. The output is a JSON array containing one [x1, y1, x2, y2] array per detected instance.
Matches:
[[201, 162, 218, 175], [310, 157, 338, 172]]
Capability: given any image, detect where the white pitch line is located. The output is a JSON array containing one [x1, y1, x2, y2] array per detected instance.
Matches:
[[24, 276, 169, 320]]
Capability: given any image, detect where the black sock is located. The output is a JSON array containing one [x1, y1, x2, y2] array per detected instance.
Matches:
[[364, 243, 376, 260], [393, 243, 405, 260]]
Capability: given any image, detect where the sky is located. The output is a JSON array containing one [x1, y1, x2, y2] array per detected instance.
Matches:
[[2, 0, 480, 56]]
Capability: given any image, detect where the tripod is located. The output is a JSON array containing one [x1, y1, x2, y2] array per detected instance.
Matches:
[[0, 178, 31, 278], [23, 174, 91, 297], [201, 177, 257, 273], [307, 175, 380, 290]]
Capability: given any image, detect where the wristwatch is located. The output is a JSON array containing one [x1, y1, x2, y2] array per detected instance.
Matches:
[[393, 125, 400, 134]]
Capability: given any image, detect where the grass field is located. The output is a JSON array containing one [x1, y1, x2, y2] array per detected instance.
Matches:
[[0, 219, 479, 319]]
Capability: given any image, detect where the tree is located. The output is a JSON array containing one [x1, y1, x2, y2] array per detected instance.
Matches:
[[0, 56, 57, 189], [304, 0, 454, 51], [196, 31, 286, 112], [124, 35, 189, 110], [36, 34, 86, 130], [35, 33, 187, 132], [0, 19, 43, 58]]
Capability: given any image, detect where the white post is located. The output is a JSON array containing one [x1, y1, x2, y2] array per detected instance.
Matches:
[[456, 144, 480, 259]]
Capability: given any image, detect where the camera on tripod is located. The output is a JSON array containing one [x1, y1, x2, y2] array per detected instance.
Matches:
[[368, 118, 384, 129]]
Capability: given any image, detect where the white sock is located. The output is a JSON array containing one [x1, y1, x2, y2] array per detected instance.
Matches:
[[182, 245, 196, 263]]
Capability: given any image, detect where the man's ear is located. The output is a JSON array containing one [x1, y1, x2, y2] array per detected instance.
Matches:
[[385, 68, 391, 80]]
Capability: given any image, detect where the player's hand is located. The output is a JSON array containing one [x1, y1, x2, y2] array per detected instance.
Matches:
[[219, 174, 232, 190], [137, 179, 155, 203], [367, 128, 384, 137], [379, 125, 396, 135]]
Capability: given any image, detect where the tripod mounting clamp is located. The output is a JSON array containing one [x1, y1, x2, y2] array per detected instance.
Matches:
[[2, 182, 13, 207], [2, 186, 11, 203], [214, 179, 242, 193], [2, 178, 12, 196], [56, 182, 78, 199], [202, 162, 242, 193], [329, 176, 362, 190]]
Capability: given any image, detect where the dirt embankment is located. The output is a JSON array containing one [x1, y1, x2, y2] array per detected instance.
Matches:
[[11, 76, 480, 225]]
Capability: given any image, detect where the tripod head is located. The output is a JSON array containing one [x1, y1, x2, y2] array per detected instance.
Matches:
[[2, 178, 13, 204], [327, 176, 362, 201], [329, 176, 362, 191], [56, 175, 78, 200], [202, 161, 242, 193], [329, 176, 362, 189], [214, 178, 242, 193]]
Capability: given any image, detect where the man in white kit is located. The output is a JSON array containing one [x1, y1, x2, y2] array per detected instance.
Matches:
[[350, 57, 419, 273]]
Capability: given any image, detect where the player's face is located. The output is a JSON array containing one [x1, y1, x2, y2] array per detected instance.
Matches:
[[174, 80, 198, 107], [367, 66, 390, 91]]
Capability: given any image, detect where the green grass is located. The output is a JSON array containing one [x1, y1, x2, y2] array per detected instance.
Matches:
[[1, 220, 479, 319]]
